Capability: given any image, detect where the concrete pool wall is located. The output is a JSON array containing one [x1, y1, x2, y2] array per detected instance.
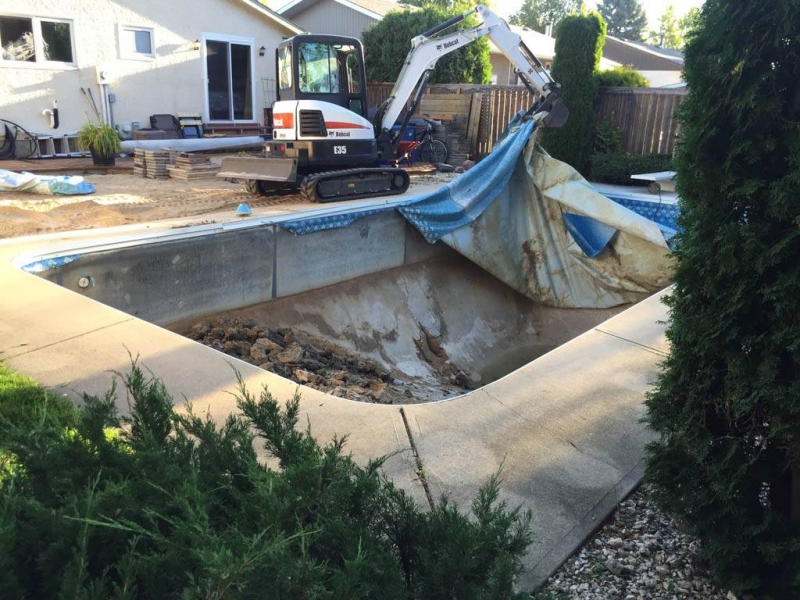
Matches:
[[4, 206, 669, 590], [34, 210, 631, 396]]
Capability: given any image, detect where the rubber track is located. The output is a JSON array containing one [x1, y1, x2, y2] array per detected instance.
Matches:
[[300, 167, 410, 203]]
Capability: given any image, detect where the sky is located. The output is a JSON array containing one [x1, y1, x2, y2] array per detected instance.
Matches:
[[496, 0, 704, 29]]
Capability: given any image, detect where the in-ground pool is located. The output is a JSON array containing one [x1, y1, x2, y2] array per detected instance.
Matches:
[[31, 210, 631, 403]]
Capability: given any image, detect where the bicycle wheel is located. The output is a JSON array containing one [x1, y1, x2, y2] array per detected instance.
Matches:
[[420, 138, 448, 164]]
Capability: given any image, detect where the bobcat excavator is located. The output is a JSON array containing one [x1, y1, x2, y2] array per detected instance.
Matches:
[[218, 4, 568, 203]]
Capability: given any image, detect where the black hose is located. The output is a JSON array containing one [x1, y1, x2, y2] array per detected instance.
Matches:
[[0, 118, 39, 160], [0, 124, 15, 160]]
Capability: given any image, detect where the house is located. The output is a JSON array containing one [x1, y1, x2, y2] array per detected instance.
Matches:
[[490, 25, 620, 86], [0, 0, 304, 148], [602, 36, 684, 87], [276, 0, 413, 40]]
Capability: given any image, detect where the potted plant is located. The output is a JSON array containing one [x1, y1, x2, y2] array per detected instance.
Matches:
[[77, 122, 121, 166]]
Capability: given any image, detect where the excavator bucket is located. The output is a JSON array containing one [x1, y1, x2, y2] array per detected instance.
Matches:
[[217, 156, 298, 183], [541, 98, 569, 128]]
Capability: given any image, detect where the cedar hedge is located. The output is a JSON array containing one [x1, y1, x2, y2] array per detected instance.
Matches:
[[590, 152, 673, 185], [644, 0, 800, 596], [541, 12, 606, 176]]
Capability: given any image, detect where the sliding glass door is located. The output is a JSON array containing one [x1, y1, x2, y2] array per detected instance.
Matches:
[[204, 36, 253, 122]]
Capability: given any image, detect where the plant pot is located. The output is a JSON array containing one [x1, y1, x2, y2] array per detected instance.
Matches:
[[90, 149, 116, 166]]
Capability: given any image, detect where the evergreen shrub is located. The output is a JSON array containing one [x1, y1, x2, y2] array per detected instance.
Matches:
[[541, 12, 606, 175], [644, 0, 800, 595], [596, 66, 648, 88], [590, 152, 672, 184], [363, 6, 491, 84], [0, 361, 532, 598]]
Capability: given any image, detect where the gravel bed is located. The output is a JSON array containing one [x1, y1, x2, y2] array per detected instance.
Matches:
[[534, 486, 734, 600]]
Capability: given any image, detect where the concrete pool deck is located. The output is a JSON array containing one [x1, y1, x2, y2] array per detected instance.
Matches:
[[0, 189, 670, 591]]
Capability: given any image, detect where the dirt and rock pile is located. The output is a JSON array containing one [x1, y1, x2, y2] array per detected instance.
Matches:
[[187, 317, 465, 403]]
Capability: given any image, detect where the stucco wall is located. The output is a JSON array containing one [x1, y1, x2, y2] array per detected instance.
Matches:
[[0, 0, 298, 136], [289, 0, 378, 39], [639, 70, 683, 88], [490, 53, 512, 86]]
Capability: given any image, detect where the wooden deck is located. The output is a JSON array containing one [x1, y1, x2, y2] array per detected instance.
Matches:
[[1, 156, 134, 175], [2, 156, 437, 176]]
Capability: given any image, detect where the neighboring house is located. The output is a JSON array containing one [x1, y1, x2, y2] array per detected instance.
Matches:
[[276, 0, 413, 40], [490, 25, 619, 86], [0, 0, 304, 143], [602, 36, 684, 87]]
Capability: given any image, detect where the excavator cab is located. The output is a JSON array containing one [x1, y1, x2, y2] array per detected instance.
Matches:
[[276, 35, 369, 119]]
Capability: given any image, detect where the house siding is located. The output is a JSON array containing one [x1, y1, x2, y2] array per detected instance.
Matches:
[[0, 0, 296, 135], [288, 0, 379, 39]]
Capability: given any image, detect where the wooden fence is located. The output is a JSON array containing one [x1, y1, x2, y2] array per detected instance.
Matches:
[[366, 83, 687, 158], [595, 87, 687, 155]]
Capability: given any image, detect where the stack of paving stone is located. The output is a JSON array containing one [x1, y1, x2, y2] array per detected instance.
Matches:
[[133, 149, 170, 179], [166, 153, 220, 180]]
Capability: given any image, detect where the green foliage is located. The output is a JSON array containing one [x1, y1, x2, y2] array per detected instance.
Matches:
[[597, 0, 647, 40], [508, 0, 580, 34], [592, 119, 623, 154], [646, 3, 682, 49], [0, 360, 532, 598], [589, 152, 672, 184], [363, 6, 491, 84], [644, 0, 800, 596], [77, 122, 121, 158], [678, 6, 701, 39], [596, 65, 648, 88], [541, 12, 606, 175]]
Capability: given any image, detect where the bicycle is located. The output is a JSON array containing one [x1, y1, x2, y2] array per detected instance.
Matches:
[[395, 118, 448, 165]]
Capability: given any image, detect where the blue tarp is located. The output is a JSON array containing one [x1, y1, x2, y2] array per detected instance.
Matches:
[[282, 115, 675, 307]]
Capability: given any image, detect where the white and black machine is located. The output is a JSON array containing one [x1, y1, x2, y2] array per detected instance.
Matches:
[[219, 4, 568, 202]]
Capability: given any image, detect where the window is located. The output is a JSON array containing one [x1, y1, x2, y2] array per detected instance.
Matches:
[[119, 25, 154, 59], [297, 42, 362, 94], [0, 15, 74, 65], [205, 37, 253, 121]]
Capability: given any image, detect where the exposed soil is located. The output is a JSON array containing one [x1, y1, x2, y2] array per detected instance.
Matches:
[[187, 317, 467, 404], [0, 168, 457, 239]]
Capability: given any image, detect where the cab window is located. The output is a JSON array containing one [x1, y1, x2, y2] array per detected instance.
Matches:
[[297, 42, 362, 94]]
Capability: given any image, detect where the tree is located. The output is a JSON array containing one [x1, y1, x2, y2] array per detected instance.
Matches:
[[647, 3, 682, 49], [508, 0, 580, 34], [678, 6, 701, 40], [645, 0, 800, 596], [597, 0, 647, 40], [540, 12, 606, 175], [362, 6, 491, 84]]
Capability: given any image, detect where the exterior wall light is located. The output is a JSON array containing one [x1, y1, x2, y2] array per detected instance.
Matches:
[[259, 46, 266, 57], [193, 39, 200, 51]]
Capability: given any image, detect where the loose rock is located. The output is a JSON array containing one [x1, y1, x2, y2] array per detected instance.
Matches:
[[535, 486, 732, 600]]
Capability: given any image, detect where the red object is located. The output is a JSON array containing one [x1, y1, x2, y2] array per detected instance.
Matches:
[[273, 113, 294, 129], [325, 121, 369, 129], [396, 140, 422, 165]]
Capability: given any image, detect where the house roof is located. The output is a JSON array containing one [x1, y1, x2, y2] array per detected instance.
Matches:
[[277, 0, 413, 20], [240, 0, 306, 34], [603, 36, 684, 71], [489, 25, 620, 69]]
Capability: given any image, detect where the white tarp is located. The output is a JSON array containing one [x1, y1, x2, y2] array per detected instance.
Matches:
[[0, 170, 95, 195], [438, 124, 674, 308]]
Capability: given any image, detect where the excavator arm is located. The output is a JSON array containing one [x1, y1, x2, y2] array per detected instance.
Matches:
[[374, 5, 568, 155]]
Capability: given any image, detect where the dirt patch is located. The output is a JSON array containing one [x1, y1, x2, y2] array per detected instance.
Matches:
[[188, 317, 468, 404], [0, 169, 459, 239]]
